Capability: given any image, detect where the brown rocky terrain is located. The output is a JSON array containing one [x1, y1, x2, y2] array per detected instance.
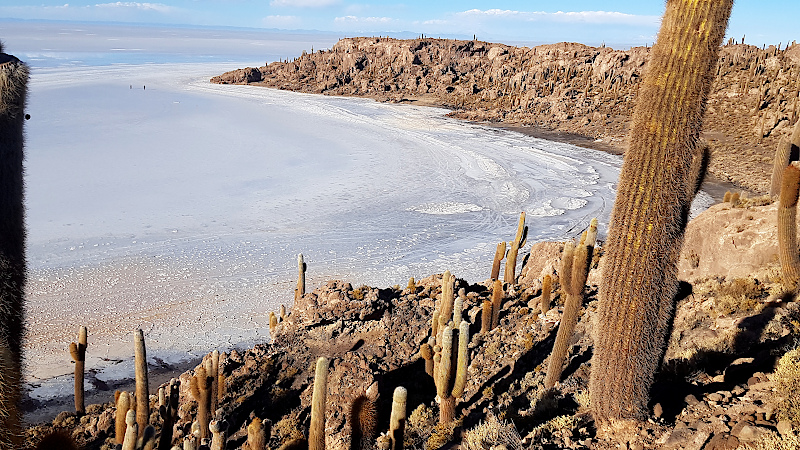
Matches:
[[212, 37, 800, 194], [21, 195, 800, 450]]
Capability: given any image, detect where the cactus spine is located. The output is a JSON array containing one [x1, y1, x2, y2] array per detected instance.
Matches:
[[70, 326, 87, 413], [134, 329, 150, 436], [545, 225, 595, 389], [388, 387, 407, 450], [295, 253, 306, 302], [779, 162, 800, 288], [190, 366, 213, 440], [434, 321, 469, 424], [310, 357, 329, 450], [490, 242, 507, 280], [503, 212, 528, 284], [0, 50, 28, 450], [348, 392, 377, 450], [589, 0, 733, 426]]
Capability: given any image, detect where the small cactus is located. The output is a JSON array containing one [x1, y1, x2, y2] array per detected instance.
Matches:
[[490, 242, 507, 280], [69, 326, 87, 414], [504, 212, 528, 284], [122, 409, 138, 450], [190, 366, 213, 440], [295, 253, 306, 302], [348, 391, 378, 450], [310, 357, 329, 450], [540, 274, 552, 314], [115, 390, 131, 445], [243, 417, 268, 450], [389, 387, 407, 450], [420, 339, 434, 377], [209, 419, 228, 450], [270, 312, 278, 343], [134, 329, 150, 437]]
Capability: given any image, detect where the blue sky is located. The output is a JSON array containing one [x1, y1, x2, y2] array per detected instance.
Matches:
[[1, 1, 797, 48]]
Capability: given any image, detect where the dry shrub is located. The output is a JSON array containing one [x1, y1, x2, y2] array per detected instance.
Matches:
[[462, 413, 522, 450], [715, 278, 765, 314], [775, 348, 800, 424], [405, 404, 436, 449]]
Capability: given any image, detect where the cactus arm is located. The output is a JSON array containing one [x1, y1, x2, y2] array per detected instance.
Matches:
[[451, 321, 469, 398], [490, 279, 503, 329]]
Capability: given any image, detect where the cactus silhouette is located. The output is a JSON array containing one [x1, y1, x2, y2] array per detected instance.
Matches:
[[589, 0, 733, 426], [504, 212, 528, 284], [310, 357, 329, 450], [779, 162, 800, 289], [0, 49, 28, 450], [134, 329, 150, 436], [389, 387, 407, 450], [69, 326, 87, 413]]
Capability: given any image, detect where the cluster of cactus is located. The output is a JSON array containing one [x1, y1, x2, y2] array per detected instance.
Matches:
[[589, 0, 733, 427], [0, 48, 28, 450], [69, 326, 88, 414], [544, 219, 597, 389]]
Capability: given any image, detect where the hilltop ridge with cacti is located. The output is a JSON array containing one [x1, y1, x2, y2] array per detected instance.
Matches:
[[213, 37, 800, 194]]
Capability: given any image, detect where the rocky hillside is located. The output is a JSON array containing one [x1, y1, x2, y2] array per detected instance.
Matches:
[[212, 37, 800, 194], [23, 195, 800, 450]]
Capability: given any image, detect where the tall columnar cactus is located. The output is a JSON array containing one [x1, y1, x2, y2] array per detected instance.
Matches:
[[69, 326, 88, 413], [434, 321, 469, 424], [134, 329, 150, 436], [490, 242, 507, 280], [158, 379, 180, 450], [545, 232, 595, 389], [779, 162, 800, 288], [310, 357, 329, 450], [771, 138, 793, 199], [388, 387, 407, 450], [115, 390, 132, 445], [279, 304, 287, 320], [122, 409, 139, 450], [295, 253, 306, 302], [490, 279, 503, 329], [503, 212, 528, 284], [589, 0, 733, 427], [211, 350, 220, 413], [0, 49, 28, 450], [540, 274, 552, 314], [190, 366, 213, 440], [243, 418, 268, 450]]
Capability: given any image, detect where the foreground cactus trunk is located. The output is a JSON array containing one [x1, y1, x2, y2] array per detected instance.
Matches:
[[778, 163, 800, 289], [589, 0, 733, 428], [0, 48, 28, 450], [70, 326, 88, 413]]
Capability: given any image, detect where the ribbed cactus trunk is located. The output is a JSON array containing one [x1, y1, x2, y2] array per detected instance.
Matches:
[[295, 253, 306, 302], [388, 387, 407, 450], [490, 242, 506, 280], [70, 326, 88, 413], [589, 0, 733, 427], [134, 329, 150, 436], [778, 163, 800, 288], [0, 50, 28, 450], [770, 138, 792, 199], [310, 357, 328, 450]]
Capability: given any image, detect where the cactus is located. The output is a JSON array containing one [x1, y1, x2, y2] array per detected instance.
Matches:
[[434, 321, 469, 424], [158, 379, 180, 450], [504, 212, 528, 284], [295, 253, 306, 302], [134, 329, 150, 437], [122, 409, 138, 450], [406, 277, 416, 294], [771, 138, 793, 199], [270, 312, 278, 342], [280, 304, 287, 320], [0, 50, 28, 450], [490, 242, 507, 280], [779, 162, 800, 289], [141, 425, 156, 450], [389, 387, 407, 450], [310, 357, 329, 450], [115, 390, 132, 445], [69, 326, 87, 413], [420, 339, 434, 376], [211, 350, 220, 413], [490, 279, 503, 330], [190, 366, 213, 440], [209, 419, 228, 450], [480, 300, 492, 334], [540, 274, 552, 314], [349, 391, 378, 450], [723, 191, 732, 202], [243, 418, 268, 450], [589, 0, 733, 426], [544, 238, 593, 389]]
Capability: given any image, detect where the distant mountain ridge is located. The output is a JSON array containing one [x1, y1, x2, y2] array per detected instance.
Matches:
[[213, 37, 800, 193]]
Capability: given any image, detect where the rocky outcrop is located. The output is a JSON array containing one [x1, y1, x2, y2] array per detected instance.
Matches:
[[213, 37, 800, 194]]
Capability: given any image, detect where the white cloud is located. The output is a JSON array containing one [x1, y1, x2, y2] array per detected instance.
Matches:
[[334, 15, 395, 24], [270, 0, 339, 7], [456, 9, 659, 26], [94, 2, 175, 13]]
